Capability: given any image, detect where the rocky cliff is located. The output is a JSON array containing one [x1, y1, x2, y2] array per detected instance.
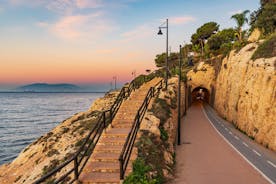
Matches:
[[187, 42, 276, 151], [0, 91, 119, 184], [214, 43, 276, 151]]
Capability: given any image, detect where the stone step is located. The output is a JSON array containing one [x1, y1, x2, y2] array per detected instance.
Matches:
[[112, 124, 133, 128], [114, 114, 136, 119], [79, 172, 120, 184], [98, 137, 126, 146], [83, 161, 132, 173], [94, 145, 123, 153], [91, 152, 136, 162], [91, 152, 120, 162], [105, 128, 131, 135]]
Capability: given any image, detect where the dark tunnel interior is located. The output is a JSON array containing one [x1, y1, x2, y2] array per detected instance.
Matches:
[[191, 87, 210, 103]]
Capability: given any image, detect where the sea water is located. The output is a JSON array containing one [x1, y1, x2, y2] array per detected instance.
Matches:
[[0, 92, 104, 165]]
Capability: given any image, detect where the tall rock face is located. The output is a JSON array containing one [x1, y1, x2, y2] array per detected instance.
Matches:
[[215, 43, 276, 151]]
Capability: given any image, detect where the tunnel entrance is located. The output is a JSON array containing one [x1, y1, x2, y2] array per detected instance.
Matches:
[[191, 87, 210, 103]]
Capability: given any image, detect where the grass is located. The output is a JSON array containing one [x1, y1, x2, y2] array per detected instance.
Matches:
[[252, 34, 276, 60]]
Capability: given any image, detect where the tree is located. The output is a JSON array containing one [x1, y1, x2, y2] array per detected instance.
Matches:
[[231, 10, 250, 42], [260, 0, 276, 6], [154, 52, 179, 68], [208, 28, 236, 50], [250, 1, 276, 35], [191, 22, 219, 55]]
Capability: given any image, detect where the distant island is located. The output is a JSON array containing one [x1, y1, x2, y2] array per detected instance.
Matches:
[[16, 83, 81, 92]]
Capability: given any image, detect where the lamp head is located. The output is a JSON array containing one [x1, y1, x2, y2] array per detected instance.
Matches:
[[157, 28, 163, 35]]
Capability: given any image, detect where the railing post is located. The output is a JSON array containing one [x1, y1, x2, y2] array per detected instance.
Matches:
[[74, 157, 79, 180], [103, 111, 106, 128], [123, 87, 126, 98], [119, 156, 124, 180]]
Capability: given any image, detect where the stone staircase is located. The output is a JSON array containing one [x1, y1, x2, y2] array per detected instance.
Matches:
[[79, 78, 161, 184]]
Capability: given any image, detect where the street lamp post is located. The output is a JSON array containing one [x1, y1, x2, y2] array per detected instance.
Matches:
[[177, 45, 182, 145], [113, 76, 117, 90], [158, 18, 168, 90]]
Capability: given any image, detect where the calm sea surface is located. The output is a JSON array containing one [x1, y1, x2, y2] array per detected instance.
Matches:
[[0, 92, 104, 165]]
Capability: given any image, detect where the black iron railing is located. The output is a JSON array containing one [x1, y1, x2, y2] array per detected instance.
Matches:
[[119, 79, 163, 180], [34, 76, 157, 184]]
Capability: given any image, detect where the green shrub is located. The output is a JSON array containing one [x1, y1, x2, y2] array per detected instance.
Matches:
[[160, 127, 168, 141], [124, 158, 157, 184], [252, 34, 276, 60]]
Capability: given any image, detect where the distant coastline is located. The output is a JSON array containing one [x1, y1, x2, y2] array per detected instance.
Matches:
[[0, 91, 107, 93]]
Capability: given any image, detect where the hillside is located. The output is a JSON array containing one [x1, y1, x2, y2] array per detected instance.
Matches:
[[16, 83, 81, 92]]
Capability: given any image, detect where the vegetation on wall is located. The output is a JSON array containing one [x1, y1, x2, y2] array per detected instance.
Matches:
[[252, 33, 276, 60], [124, 96, 174, 184]]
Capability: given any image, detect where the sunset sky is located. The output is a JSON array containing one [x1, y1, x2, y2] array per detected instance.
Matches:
[[0, 0, 260, 90]]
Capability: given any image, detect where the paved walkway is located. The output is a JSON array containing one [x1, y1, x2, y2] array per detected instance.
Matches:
[[171, 101, 268, 184]]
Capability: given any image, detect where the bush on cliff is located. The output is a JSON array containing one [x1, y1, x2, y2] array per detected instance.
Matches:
[[252, 34, 276, 60]]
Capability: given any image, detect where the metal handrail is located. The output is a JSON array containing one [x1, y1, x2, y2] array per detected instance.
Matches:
[[119, 79, 163, 180]]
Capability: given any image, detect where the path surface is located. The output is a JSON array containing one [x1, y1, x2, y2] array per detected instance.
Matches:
[[172, 101, 270, 184], [79, 78, 162, 184]]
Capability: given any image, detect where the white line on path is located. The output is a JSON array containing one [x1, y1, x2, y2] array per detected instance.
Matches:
[[234, 136, 240, 140], [267, 160, 276, 168], [225, 128, 228, 131], [243, 142, 249, 147], [229, 131, 233, 135], [253, 149, 262, 157]]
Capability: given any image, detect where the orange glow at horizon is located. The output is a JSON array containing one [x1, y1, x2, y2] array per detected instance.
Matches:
[[0, 51, 157, 85]]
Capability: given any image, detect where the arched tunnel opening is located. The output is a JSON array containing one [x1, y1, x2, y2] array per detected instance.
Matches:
[[191, 87, 210, 104]]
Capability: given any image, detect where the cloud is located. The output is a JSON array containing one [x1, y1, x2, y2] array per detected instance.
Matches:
[[169, 16, 196, 25], [38, 12, 116, 41], [76, 0, 103, 9]]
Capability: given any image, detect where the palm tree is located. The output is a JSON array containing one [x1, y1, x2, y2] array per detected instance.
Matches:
[[231, 10, 250, 42]]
